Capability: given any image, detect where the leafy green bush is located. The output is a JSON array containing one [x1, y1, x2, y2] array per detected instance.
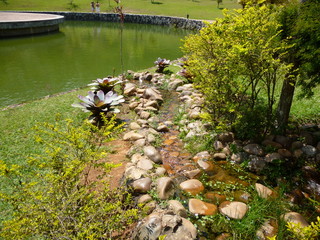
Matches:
[[0, 116, 143, 239], [182, 4, 292, 134]]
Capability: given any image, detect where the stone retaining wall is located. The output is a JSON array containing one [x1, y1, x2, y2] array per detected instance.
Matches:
[[31, 12, 205, 30]]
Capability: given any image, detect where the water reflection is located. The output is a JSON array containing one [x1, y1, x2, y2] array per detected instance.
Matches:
[[0, 21, 192, 108]]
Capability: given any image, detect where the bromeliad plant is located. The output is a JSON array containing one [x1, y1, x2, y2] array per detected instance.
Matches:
[[88, 77, 122, 94], [72, 90, 125, 123], [154, 57, 170, 73]]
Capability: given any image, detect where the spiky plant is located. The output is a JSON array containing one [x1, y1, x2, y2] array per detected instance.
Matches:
[[72, 90, 125, 123], [154, 57, 170, 73], [88, 77, 122, 93]]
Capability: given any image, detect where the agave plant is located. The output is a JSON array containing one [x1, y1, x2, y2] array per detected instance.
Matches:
[[88, 77, 122, 93], [154, 57, 170, 73], [72, 90, 125, 122]]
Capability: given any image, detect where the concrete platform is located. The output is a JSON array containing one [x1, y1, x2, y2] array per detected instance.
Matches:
[[0, 12, 64, 37]]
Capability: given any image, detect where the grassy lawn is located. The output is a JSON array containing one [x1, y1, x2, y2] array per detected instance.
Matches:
[[0, 89, 88, 167], [0, 0, 241, 20]]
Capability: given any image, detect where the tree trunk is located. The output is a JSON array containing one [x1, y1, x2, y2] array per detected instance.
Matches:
[[276, 74, 296, 134]]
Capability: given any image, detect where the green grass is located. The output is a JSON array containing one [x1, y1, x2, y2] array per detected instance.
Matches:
[[0, 0, 241, 20], [0, 89, 88, 167], [290, 85, 320, 124]]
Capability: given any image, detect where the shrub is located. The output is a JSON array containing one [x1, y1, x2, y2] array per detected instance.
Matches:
[[0, 116, 143, 239]]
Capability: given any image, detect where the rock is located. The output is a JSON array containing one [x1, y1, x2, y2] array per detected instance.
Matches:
[[277, 149, 292, 158], [144, 146, 162, 163], [131, 153, 147, 164], [265, 152, 282, 163], [216, 233, 232, 240], [133, 213, 162, 240], [179, 179, 204, 195], [283, 212, 309, 228], [233, 191, 251, 203], [230, 152, 249, 164], [262, 139, 283, 149], [143, 88, 163, 102], [162, 214, 197, 240], [157, 124, 170, 132], [219, 201, 248, 219], [123, 131, 144, 141], [130, 122, 141, 130], [147, 133, 156, 144], [213, 141, 224, 151], [157, 177, 175, 200], [137, 158, 154, 171], [129, 101, 139, 110], [222, 146, 231, 156], [168, 79, 184, 90], [193, 151, 211, 162], [301, 145, 317, 157], [255, 183, 274, 199], [275, 135, 292, 148], [134, 138, 146, 147], [132, 177, 152, 193], [248, 156, 266, 172], [291, 141, 303, 150], [133, 211, 197, 240], [140, 111, 151, 119], [256, 219, 278, 240], [218, 132, 234, 143], [168, 200, 187, 217], [204, 192, 227, 204], [183, 169, 202, 179], [293, 149, 304, 158], [138, 194, 153, 204], [155, 167, 166, 176], [188, 199, 218, 216], [188, 108, 201, 119], [124, 86, 137, 96], [137, 119, 148, 126], [300, 131, 315, 145], [213, 152, 227, 160], [243, 144, 265, 156], [197, 160, 214, 172], [125, 166, 147, 180], [133, 72, 141, 80], [144, 100, 159, 109]]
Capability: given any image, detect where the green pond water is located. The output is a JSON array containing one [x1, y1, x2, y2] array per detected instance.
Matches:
[[0, 21, 192, 108]]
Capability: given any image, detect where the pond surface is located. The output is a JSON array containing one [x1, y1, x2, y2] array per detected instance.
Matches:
[[0, 21, 192, 108]]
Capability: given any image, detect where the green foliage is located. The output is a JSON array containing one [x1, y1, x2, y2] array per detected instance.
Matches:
[[286, 216, 320, 240], [182, 4, 292, 135], [0, 116, 142, 239], [67, 0, 79, 11]]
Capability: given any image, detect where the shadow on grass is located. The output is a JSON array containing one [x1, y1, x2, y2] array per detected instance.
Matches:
[[151, 2, 163, 4]]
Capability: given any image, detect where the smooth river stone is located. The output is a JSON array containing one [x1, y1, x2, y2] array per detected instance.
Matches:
[[205, 192, 227, 204], [123, 131, 144, 141], [168, 200, 187, 217], [179, 179, 204, 195], [132, 177, 152, 193], [188, 199, 218, 216], [157, 177, 175, 200], [283, 212, 309, 228], [143, 145, 162, 163], [137, 159, 154, 171], [255, 183, 274, 199], [197, 159, 214, 172], [219, 201, 248, 219]]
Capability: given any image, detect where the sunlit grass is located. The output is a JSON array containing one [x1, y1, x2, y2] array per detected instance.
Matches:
[[0, 0, 241, 20]]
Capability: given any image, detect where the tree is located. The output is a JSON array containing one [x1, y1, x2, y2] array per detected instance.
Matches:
[[276, 0, 320, 132], [182, 4, 292, 137]]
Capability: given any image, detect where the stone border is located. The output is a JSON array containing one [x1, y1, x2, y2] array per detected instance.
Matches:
[[22, 11, 205, 30], [0, 12, 64, 37]]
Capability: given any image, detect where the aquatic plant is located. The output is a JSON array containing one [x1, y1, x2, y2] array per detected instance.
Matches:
[[72, 90, 124, 122], [88, 77, 122, 93], [154, 57, 170, 73]]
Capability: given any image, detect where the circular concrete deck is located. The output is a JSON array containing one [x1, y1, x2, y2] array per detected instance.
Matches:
[[0, 12, 64, 37]]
